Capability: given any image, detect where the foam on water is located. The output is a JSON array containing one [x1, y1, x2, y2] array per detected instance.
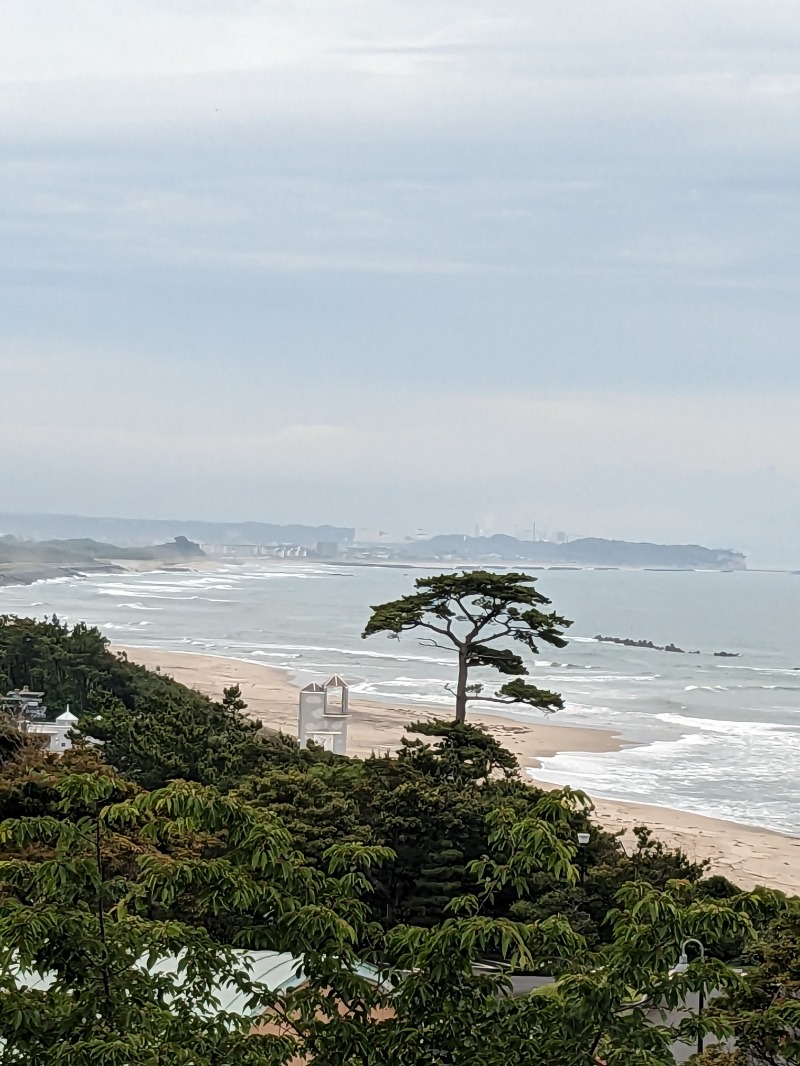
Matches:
[[684, 684, 729, 691], [656, 712, 795, 734], [532, 725, 800, 834], [2, 564, 800, 832], [205, 639, 457, 667]]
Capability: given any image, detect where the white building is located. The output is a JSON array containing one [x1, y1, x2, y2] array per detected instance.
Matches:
[[298, 676, 350, 754], [27, 710, 79, 752]]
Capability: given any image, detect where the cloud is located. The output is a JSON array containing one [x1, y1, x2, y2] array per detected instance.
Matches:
[[0, 374, 797, 562], [3, 0, 800, 144], [3, 379, 796, 484], [1, 0, 798, 560]]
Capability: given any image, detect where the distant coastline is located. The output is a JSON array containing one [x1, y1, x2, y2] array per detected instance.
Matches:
[[386, 534, 746, 571], [0, 556, 754, 591], [0, 562, 124, 588], [0, 513, 747, 572], [0, 533, 207, 588], [0, 554, 775, 592]]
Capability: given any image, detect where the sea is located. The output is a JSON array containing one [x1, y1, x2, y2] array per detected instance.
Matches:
[[1, 563, 798, 834]]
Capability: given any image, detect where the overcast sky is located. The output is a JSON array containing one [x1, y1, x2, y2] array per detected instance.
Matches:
[[2, 1, 799, 563]]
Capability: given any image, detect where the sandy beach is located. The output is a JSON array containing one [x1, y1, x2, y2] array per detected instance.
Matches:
[[114, 644, 800, 896]]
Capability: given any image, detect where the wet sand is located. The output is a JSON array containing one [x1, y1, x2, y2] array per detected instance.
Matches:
[[114, 644, 624, 764]]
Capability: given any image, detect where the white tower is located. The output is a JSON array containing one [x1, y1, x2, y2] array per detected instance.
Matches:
[[298, 676, 350, 754]]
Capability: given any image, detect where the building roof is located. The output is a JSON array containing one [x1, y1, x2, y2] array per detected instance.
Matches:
[[27, 710, 78, 733], [324, 675, 349, 690], [11, 950, 381, 1019], [148, 951, 309, 1014]]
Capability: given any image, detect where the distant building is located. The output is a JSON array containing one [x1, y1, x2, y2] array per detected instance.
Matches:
[[201, 543, 309, 559], [12, 947, 385, 1057], [1, 687, 46, 722], [314, 541, 340, 559], [27, 710, 79, 752], [1, 688, 83, 752]]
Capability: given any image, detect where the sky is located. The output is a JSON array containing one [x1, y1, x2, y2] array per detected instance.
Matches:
[[2, 1, 799, 565]]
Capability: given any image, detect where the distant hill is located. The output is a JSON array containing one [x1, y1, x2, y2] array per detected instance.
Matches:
[[0, 514, 745, 571], [0, 513, 355, 548], [0, 535, 205, 585], [396, 534, 746, 570]]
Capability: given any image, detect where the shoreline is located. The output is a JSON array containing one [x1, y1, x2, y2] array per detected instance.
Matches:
[[8, 557, 794, 593], [114, 643, 800, 895], [113, 643, 627, 766], [0, 557, 228, 589]]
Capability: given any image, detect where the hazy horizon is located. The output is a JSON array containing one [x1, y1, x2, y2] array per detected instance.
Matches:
[[0, 507, 759, 560], [3, 3, 798, 567]]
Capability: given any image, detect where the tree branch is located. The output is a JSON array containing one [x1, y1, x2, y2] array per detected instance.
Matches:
[[464, 695, 519, 705], [418, 638, 456, 653], [464, 625, 515, 646], [416, 620, 460, 644], [454, 596, 477, 628], [465, 604, 504, 642]]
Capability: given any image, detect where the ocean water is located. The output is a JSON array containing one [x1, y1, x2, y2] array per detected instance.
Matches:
[[1, 564, 799, 834]]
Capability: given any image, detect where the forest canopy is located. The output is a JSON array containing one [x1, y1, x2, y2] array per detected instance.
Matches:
[[0, 613, 793, 1064]]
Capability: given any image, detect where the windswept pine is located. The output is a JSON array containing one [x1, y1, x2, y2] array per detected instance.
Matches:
[[363, 570, 571, 724]]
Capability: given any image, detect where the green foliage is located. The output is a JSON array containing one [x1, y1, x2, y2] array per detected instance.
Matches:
[[397, 719, 520, 785], [0, 770, 387, 1063], [239, 721, 738, 950], [0, 756, 787, 1064], [222, 684, 248, 713], [0, 615, 276, 790], [358, 755, 488, 926], [2, 611, 794, 1063], [0, 716, 23, 771], [362, 570, 571, 723], [235, 765, 371, 866], [83, 685, 270, 792], [698, 908, 800, 1065], [278, 796, 776, 1066], [0, 615, 130, 716], [238, 743, 489, 928]]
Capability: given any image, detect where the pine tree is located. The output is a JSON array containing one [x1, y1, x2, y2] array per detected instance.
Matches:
[[363, 571, 571, 724]]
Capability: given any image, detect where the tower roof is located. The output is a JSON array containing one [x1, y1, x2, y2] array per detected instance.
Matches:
[[324, 675, 349, 689]]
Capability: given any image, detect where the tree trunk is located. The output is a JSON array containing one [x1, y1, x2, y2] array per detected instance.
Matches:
[[95, 816, 111, 1004], [455, 648, 468, 724]]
